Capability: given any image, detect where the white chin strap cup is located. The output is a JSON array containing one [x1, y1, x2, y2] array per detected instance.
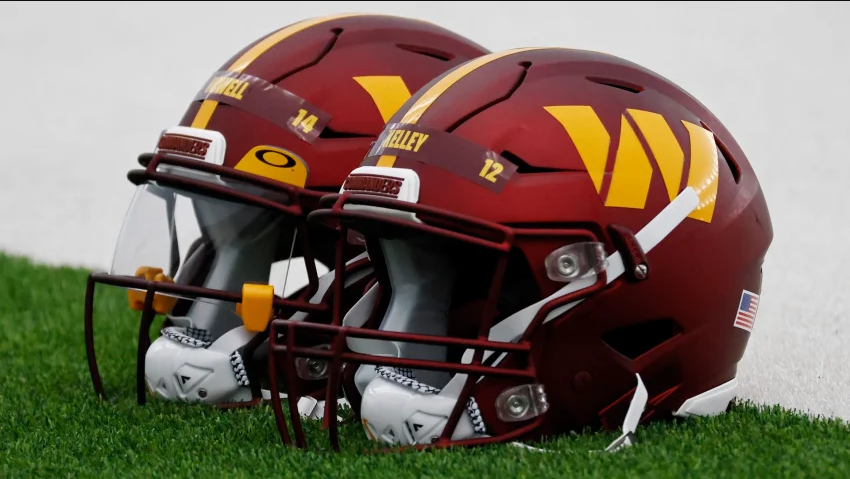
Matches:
[[358, 371, 480, 447], [144, 325, 350, 422], [144, 326, 255, 405]]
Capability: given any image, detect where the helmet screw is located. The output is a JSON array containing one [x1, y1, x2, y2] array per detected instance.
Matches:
[[306, 358, 328, 379], [198, 388, 208, 399], [295, 344, 332, 380], [634, 264, 648, 280], [573, 371, 592, 393], [557, 254, 579, 278], [506, 394, 530, 419]]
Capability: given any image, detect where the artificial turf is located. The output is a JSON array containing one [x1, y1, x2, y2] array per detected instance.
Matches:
[[1, 251, 848, 478]]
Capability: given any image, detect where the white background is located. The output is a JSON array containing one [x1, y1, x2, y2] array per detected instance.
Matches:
[[1, 1, 848, 421]]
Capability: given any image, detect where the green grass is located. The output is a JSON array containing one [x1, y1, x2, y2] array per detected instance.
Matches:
[[1, 251, 849, 478]]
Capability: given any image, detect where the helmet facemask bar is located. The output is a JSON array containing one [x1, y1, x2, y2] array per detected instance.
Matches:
[[84, 152, 329, 406], [267, 192, 608, 452]]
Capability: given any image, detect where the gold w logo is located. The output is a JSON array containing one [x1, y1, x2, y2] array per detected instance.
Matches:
[[545, 106, 720, 223]]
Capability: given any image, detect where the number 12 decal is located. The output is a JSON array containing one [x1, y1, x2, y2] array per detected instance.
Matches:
[[479, 158, 504, 183]]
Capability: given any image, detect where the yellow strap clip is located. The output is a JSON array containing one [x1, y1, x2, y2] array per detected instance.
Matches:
[[236, 283, 275, 332], [128, 266, 177, 315]]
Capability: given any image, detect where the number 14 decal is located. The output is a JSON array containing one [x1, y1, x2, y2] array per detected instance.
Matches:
[[291, 109, 318, 134], [479, 158, 504, 183]]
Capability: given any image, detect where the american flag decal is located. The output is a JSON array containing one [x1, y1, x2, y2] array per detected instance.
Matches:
[[734, 290, 760, 333]]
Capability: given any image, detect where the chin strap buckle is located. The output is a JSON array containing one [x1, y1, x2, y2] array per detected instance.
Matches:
[[236, 283, 275, 332], [608, 225, 650, 282], [128, 266, 177, 314], [605, 373, 648, 453]]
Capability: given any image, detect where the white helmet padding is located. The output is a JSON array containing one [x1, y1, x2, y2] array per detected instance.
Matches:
[[350, 236, 458, 396], [340, 235, 495, 446], [173, 189, 287, 339]]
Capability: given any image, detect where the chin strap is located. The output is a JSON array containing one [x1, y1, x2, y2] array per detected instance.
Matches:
[[604, 374, 649, 453], [375, 367, 440, 394], [229, 351, 250, 387], [161, 326, 211, 348], [508, 374, 649, 455]]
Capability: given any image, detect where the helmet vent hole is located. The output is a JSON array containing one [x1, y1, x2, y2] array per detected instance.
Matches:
[[446, 61, 533, 133], [269, 29, 343, 84], [716, 136, 742, 184], [601, 318, 681, 360], [698, 121, 741, 184], [500, 150, 568, 174], [318, 126, 374, 140], [586, 76, 644, 94], [395, 44, 455, 61]]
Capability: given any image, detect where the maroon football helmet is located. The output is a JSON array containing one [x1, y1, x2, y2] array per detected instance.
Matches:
[[267, 47, 774, 450], [83, 13, 490, 410]]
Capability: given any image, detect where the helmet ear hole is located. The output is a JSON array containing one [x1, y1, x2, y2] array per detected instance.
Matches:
[[601, 318, 682, 361]]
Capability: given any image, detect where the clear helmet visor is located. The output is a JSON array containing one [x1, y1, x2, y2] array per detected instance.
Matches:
[[109, 178, 306, 339]]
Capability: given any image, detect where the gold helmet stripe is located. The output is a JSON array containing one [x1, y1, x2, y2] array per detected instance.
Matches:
[[376, 47, 547, 168], [191, 13, 365, 129]]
